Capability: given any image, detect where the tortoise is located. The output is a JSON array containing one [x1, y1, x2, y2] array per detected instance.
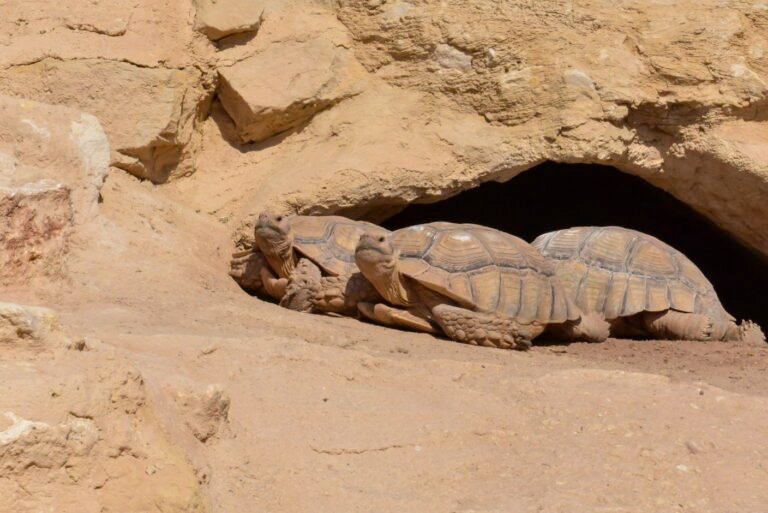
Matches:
[[532, 226, 762, 341], [253, 213, 389, 315], [354, 222, 609, 350]]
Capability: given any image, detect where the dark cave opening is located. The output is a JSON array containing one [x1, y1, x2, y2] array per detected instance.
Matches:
[[383, 162, 768, 330]]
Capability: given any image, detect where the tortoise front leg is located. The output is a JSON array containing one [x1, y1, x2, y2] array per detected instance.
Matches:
[[280, 258, 322, 312], [430, 304, 542, 350], [229, 249, 269, 296], [261, 266, 288, 300], [357, 302, 439, 334]]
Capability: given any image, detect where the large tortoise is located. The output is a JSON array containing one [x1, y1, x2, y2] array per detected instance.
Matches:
[[253, 213, 389, 315], [354, 222, 609, 349], [532, 226, 761, 341]]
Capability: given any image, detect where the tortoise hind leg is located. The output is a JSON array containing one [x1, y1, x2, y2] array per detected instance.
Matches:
[[738, 320, 766, 345], [642, 310, 728, 341], [431, 304, 543, 350], [546, 312, 610, 343]]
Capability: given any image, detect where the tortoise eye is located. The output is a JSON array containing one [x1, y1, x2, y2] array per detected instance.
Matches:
[[276, 216, 283, 222], [378, 236, 385, 243]]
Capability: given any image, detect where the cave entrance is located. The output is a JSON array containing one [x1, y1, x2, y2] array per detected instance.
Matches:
[[383, 162, 768, 329]]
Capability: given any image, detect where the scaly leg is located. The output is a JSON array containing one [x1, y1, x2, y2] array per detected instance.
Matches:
[[357, 302, 438, 334], [280, 259, 323, 312], [431, 304, 543, 350]]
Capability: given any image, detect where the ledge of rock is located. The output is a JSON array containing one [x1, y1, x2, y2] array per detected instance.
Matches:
[[217, 36, 368, 143], [0, 60, 209, 183], [193, 0, 266, 41]]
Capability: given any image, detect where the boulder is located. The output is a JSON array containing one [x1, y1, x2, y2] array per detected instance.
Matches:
[[218, 37, 368, 143], [193, 0, 266, 41]]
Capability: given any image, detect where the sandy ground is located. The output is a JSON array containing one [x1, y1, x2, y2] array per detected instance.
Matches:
[[3, 171, 768, 513]]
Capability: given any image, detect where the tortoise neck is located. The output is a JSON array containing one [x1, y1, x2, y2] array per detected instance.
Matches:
[[263, 237, 295, 279], [383, 265, 414, 307]]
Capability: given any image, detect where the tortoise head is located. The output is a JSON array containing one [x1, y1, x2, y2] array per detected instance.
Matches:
[[355, 232, 395, 267], [254, 212, 295, 278], [355, 232, 409, 305]]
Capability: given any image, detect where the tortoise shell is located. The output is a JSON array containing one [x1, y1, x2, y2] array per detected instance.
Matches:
[[532, 226, 733, 322], [291, 215, 390, 276], [391, 222, 578, 324]]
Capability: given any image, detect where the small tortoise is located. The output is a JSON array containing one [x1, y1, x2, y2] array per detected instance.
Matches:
[[253, 213, 389, 315], [532, 226, 761, 341], [354, 222, 609, 350]]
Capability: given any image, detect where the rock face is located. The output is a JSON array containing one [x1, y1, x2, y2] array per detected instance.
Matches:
[[177, 0, 768, 260], [0, 60, 208, 183], [0, 96, 109, 285], [0, 182, 73, 286], [0, 0, 214, 183], [3, 0, 764, 255]]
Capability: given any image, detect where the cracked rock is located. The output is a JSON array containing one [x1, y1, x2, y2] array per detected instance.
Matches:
[[218, 37, 368, 143], [194, 0, 267, 41]]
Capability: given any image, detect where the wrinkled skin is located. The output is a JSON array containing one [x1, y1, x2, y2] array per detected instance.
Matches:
[[281, 259, 383, 316], [228, 248, 286, 300]]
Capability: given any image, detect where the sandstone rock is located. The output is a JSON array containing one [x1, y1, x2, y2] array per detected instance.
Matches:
[[0, 96, 109, 284], [194, 0, 266, 41], [0, 412, 99, 474], [0, 95, 109, 223], [172, 384, 230, 443], [0, 0, 217, 183], [0, 0, 208, 70], [218, 37, 368, 143], [0, 182, 73, 285], [0, 353, 207, 513], [0, 61, 208, 183], [0, 302, 74, 355]]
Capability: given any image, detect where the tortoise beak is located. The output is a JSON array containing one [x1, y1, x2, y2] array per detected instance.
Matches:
[[356, 233, 387, 254], [255, 212, 287, 240], [256, 212, 275, 231]]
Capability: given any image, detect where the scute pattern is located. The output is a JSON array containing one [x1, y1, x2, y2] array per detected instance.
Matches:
[[292, 216, 389, 276], [533, 226, 733, 322], [391, 223, 577, 324]]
